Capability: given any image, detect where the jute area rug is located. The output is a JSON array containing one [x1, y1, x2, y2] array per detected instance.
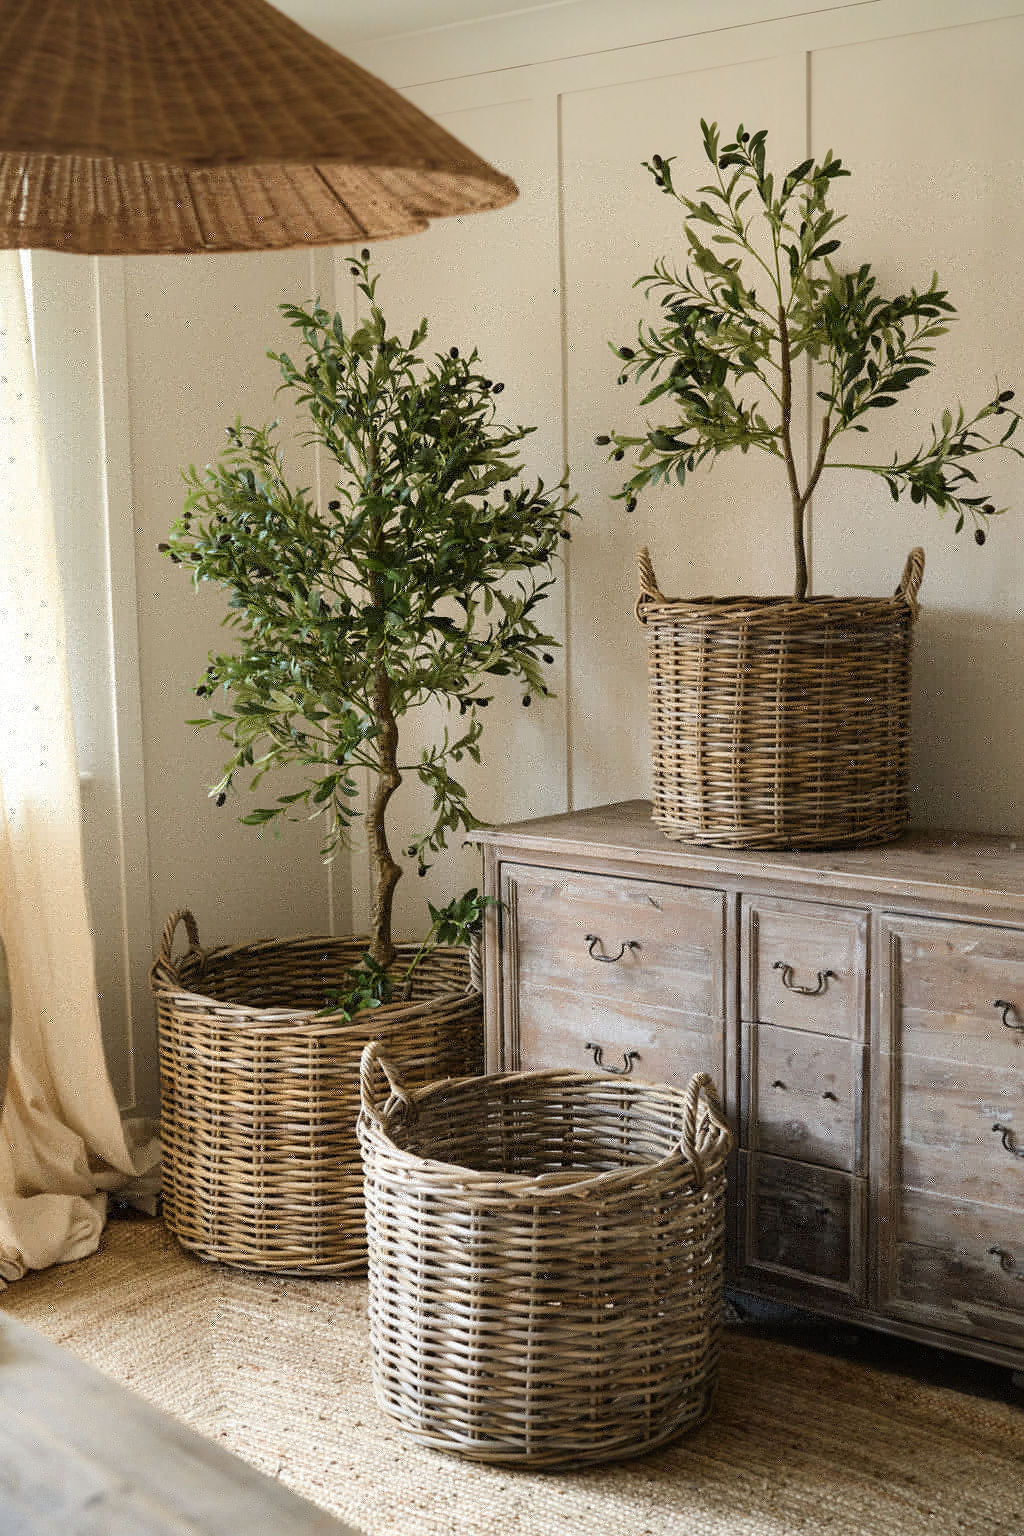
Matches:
[[2, 1216, 1022, 1536]]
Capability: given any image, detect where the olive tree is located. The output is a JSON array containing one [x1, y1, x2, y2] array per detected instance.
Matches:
[[163, 252, 574, 1003], [603, 121, 1023, 599]]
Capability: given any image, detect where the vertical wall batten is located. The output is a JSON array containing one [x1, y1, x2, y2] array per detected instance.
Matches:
[[554, 88, 575, 813]]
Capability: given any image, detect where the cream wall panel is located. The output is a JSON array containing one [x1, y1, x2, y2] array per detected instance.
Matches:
[[809, 15, 1024, 832], [345, 95, 569, 942], [561, 56, 807, 809], [125, 249, 344, 968]]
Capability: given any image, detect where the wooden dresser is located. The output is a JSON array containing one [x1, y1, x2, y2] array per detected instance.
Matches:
[[473, 800, 1024, 1370]]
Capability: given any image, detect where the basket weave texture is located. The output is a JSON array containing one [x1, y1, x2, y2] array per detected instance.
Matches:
[[151, 911, 483, 1276], [357, 1044, 732, 1467], [636, 547, 925, 850]]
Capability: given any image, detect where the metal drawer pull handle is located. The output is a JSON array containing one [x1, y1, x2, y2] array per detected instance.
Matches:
[[586, 1042, 639, 1075], [993, 1123, 1024, 1159], [988, 1246, 1018, 1274], [822, 1090, 839, 1102], [994, 999, 1024, 1031], [771, 1079, 786, 1090], [585, 934, 641, 964], [773, 961, 836, 996]]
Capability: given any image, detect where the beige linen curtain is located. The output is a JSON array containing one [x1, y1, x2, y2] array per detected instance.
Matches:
[[0, 250, 158, 1285]]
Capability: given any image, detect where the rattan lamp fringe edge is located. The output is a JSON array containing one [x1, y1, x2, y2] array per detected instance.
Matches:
[[0, 0, 518, 254]]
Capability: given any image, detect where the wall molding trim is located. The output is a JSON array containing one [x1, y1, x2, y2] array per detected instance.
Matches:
[[347, 0, 1024, 93]]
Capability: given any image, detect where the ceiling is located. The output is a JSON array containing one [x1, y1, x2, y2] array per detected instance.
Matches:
[[273, 0, 570, 47]]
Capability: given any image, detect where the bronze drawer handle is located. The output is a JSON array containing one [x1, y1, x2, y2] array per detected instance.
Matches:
[[988, 1245, 1019, 1275], [773, 961, 836, 996], [585, 934, 641, 964], [771, 1079, 838, 1101], [994, 999, 1024, 1031], [586, 1042, 640, 1075], [993, 1123, 1024, 1159]]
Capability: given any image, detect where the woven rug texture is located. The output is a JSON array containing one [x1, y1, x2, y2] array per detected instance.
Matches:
[[1, 1217, 1022, 1536]]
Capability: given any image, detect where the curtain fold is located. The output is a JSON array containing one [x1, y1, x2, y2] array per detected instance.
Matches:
[[0, 249, 158, 1286]]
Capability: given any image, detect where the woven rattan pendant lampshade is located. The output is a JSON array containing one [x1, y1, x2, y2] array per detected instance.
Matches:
[[0, 0, 518, 254]]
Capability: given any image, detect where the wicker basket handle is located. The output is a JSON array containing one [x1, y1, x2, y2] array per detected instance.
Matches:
[[895, 547, 925, 621], [157, 909, 202, 972], [681, 1072, 731, 1189], [359, 1041, 417, 1126], [635, 547, 668, 625]]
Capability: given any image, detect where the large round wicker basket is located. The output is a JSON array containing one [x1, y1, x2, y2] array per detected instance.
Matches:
[[150, 910, 483, 1275], [635, 546, 925, 850], [357, 1044, 732, 1467]]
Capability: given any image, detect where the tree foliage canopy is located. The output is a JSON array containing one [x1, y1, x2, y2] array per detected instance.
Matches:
[[604, 121, 1023, 598], [164, 252, 575, 982]]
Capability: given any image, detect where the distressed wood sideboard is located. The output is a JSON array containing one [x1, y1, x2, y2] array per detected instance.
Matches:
[[473, 800, 1024, 1371]]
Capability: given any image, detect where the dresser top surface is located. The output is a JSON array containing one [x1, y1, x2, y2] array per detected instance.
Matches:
[[472, 800, 1024, 913]]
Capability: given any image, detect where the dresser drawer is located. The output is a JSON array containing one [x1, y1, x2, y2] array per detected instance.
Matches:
[[743, 1023, 865, 1173], [883, 1188, 1024, 1348], [884, 913, 1024, 1063], [738, 1151, 866, 1303], [883, 914, 1024, 1215], [896, 1053, 1024, 1214], [742, 896, 867, 1038], [498, 862, 725, 1082]]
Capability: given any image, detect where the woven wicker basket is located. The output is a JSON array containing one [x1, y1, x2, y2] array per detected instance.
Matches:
[[151, 911, 483, 1276], [635, 546, 925, 850], [357, 1044, 732, 1467]]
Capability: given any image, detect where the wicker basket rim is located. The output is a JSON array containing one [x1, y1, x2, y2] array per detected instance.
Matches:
[[151, 988, 473, 1033], [358, 1132, 711, 1202], [158, 930, 413, 966], [635, 545, 925, 629], [150, 929, 472, 1028], [358, 1064, 732, 1200], [636, 591, 918, 625], [153, 1001, 476, 1037]]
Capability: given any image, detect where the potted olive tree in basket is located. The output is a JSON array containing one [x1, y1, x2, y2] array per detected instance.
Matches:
[[602, 120, 1024, 851], [154, 250, 574, 1275]]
